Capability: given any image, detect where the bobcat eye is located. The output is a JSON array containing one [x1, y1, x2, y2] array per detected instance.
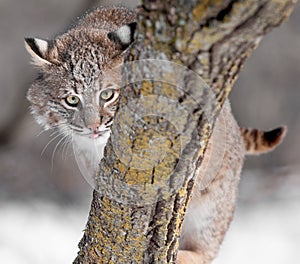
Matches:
[[100, 89, 114, 101], [65, 95, 80, 107]]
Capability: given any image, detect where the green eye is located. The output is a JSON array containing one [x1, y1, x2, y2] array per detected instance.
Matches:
[[65, 95, 80, 107], [100, 89, 114, 101]]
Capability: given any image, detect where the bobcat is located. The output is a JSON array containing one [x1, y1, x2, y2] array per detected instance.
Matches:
[[25, 6, 286, 264]]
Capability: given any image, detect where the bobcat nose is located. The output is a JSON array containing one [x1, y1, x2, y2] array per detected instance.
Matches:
[[88, 123, 100, 133]]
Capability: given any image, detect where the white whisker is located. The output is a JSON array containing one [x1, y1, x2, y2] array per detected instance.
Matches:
[[61, 132, 73, 161], [51, 133, 69, 170], [36, 129, 49, 137], [40, 124, 70, 156], [41, 131, 64, 156], [49, 130, 60, 137], [61, 138, 69, 161], [35, 123, 67, 138]]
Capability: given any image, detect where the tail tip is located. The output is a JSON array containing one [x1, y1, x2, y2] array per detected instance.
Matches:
[[263, 126, 287, 146]]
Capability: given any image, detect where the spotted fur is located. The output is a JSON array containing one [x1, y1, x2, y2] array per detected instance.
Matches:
[[25, 7, 286, 264], [26, 7, 136, 141]]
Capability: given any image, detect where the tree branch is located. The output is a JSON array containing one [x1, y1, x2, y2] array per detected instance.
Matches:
[[74, 0, 296, 263]]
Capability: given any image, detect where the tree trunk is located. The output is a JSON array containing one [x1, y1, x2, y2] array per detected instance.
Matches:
[[74, 0, 296, 263]]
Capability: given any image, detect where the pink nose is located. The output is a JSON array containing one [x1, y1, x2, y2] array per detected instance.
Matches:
[[88, 123, 100, 133]]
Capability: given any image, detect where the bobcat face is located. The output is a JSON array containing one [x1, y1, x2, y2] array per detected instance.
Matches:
[[26, 21, 136, 141]]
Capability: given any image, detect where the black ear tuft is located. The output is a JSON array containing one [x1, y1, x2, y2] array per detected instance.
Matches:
[[108, 22, 137, 50]]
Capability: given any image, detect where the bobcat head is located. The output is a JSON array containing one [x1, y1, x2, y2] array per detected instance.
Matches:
[[26, 7, 136, 143]]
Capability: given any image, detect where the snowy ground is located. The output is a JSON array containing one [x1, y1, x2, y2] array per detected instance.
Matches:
[[0, 201, 89, 264], [214, 200, 300, 264], [0, 197, 299, 264]]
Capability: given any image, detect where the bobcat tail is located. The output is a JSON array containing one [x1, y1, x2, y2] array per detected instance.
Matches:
[[241, 126, 287, 155]]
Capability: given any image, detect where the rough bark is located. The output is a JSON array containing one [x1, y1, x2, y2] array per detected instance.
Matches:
[[74, 1, 296, 263]]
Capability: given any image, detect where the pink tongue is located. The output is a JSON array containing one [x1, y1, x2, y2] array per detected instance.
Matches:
[[92, 133, 99, 139]]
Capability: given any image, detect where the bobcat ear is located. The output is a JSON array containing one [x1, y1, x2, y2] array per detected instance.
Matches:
[[24, 38, 52, 66], [107, 22, 137, 50]]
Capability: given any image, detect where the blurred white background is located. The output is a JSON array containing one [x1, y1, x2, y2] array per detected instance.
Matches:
[[0, 0, 299, 263]]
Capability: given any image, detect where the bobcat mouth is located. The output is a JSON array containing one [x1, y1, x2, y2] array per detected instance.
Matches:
[[91, 130, 110, 139]]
